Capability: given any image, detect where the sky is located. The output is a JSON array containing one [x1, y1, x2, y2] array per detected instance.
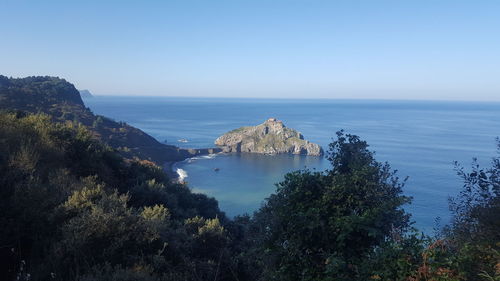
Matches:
[[1, 0, 499, 100]]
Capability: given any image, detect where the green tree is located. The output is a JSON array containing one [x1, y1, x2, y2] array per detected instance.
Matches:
[[0, 112, 228, 280], [251, 131, 414, 281], [444, 138, 500, 280]]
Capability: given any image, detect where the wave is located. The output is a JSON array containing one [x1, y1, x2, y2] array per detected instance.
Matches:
[[201, 153, 217, 159], [176, 168, 188, 182], [190, 153, 218, 161], [175, 153, 219, 182]]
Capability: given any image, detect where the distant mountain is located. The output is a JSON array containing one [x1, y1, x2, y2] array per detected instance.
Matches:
[[0, 75, 213, 165], [78, 89, 93, 98]]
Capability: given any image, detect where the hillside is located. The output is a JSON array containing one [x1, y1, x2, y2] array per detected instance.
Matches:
[[0, 75, 497, 281], [0, 75, 211, 165], [0, 112, 229, 280]]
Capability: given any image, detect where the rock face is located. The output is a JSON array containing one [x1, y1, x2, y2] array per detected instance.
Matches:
[[215, 118, 323, 156]]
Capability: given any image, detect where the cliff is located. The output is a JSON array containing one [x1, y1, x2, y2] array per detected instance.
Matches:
[[0, 75, 212, 165], [215, 118, 323, 156]]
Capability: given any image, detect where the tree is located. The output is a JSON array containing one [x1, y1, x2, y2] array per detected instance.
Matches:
[[449, 138, 500, 243], [444, 138, 500, 280], [407, 138, 500, 281], [250, 131, 414, 280], [0, 112, 229, 280]]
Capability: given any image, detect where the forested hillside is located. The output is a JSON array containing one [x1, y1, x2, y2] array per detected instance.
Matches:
[[0, 75, 203, 164], [0, 112, 231, 280], [0, 76, 498, 280]]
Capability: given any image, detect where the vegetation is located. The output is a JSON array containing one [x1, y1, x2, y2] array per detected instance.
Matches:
[[0, 76, 498, 280], [243, 131, 413, 280], [0, 112, 228, 280], [0, 75, 194, 164], [1, 115, 497, 280]]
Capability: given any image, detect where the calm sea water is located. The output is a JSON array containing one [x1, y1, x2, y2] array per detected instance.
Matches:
[[85, 96, 500, 232]]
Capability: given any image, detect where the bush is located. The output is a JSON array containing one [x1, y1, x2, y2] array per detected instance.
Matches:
[[247, 131, 414, 280]]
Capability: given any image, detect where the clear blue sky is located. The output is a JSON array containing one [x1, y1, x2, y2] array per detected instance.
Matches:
[[1, 0, 499, 100]]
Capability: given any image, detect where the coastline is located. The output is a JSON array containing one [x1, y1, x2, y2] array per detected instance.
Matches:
[[164, 147, 222, 182], [163, 161, 179, 180]]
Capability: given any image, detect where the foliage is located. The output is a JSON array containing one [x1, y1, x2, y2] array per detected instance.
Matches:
[[443, 139, 500, 280], [402, 139, 500, 281], [0, 75, 191, 164], [449, 139, 500, 244], [0, 107, 498, 281], [0, 112, 228, 281], [243, 130, 414, 280]]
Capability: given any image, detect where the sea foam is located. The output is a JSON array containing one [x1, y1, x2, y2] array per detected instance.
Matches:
[[191, 153, 218, 161], [176, 168, 188, 182]]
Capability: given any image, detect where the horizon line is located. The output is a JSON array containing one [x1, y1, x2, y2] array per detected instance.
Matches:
[[86, 94, 500, 103]]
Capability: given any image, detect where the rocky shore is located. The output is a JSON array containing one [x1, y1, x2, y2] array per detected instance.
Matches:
[[215, 118, 323, 156]]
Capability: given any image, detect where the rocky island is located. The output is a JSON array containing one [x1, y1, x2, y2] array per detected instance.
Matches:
[[215, 118, 323, 156]]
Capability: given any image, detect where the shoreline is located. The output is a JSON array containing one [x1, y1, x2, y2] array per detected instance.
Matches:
[[163, 161, 179, 180], [165, 150, 325, 183], [164, 147, 222, 182]]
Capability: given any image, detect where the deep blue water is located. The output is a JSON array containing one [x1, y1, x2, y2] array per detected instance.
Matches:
[[85, 96, 500, 232]]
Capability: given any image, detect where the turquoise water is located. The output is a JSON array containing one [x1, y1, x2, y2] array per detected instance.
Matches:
[[85, 97, 500, 232]]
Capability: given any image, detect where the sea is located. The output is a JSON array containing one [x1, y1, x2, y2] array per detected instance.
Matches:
[[84, 96, 500, 233]]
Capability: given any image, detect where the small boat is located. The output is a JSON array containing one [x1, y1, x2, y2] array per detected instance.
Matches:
[[178, 138, 188, 143], [213, 168, 220, 172]]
